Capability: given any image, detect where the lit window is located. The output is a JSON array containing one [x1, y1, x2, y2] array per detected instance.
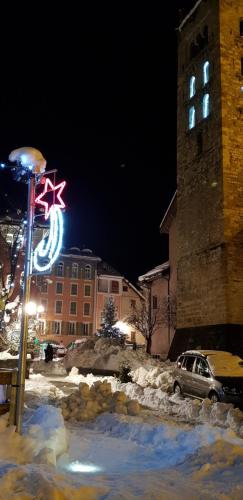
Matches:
[[70, 302, 77, 315], [71, 283, 78, 295], [84, 265, 92, 280], [189, 76, 196, 98], [189, 106, 196, 129], [203, 93, 210, 118], [84, 303, 90, 316], [98, 279, 108, 292], [71, 263, 78, 279], [203, 61, 210, 85]]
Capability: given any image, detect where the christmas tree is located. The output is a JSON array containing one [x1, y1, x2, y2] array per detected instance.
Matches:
[[98, 297, 122, 340]]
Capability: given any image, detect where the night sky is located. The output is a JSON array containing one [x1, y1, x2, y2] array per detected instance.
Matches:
[[0, 1, 195, 284]]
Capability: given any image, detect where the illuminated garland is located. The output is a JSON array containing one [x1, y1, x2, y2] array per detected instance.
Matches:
[[33, 178, 66, 272]]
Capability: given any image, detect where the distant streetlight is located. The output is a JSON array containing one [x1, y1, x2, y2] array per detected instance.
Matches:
[[25, 302, 37, 315]]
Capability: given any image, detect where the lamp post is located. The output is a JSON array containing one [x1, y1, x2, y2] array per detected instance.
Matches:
[[7, 147, 47, 434], [15, 173, 36, 432]]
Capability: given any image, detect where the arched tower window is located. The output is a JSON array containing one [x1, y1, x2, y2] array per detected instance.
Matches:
[[203, 94, 210, 118], [189, 106, 196, 130], [203, 61, 210, 85], [189, 76, 196, 98]]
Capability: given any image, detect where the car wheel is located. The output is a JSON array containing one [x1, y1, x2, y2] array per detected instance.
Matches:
[[174, 383, 182, 396], [209, 391, 219, 403]]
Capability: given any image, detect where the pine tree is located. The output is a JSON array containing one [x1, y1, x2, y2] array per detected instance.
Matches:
[[99, 297, 122, 339]]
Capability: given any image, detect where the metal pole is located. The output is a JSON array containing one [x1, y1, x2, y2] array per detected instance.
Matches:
[[16, 174, 36, 433]]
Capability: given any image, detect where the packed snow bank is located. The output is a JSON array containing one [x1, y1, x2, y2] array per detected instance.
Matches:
[[64, 369, 243, 437], [58, 411, 243, 499], [31, 358, 67, 376], [130, 365, 173, 391], [0, 350, 31, 360], [0, 465, 104, 500], [59, 380, 141, 421], [0, 405, 67, 467], [64, 337, 160, 372]]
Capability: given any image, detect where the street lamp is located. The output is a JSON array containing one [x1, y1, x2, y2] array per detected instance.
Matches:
[[8, 148, 46, 433], [25, 302, 37, 315]]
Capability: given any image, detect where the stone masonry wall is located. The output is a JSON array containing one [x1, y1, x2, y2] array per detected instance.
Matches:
[[177, 0, 226, 329]]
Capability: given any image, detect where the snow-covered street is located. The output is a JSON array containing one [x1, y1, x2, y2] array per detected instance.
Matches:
[[0, 368, 241, 498]]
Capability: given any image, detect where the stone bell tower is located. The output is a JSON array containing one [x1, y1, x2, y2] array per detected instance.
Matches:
[[171, 0, 243, 358]]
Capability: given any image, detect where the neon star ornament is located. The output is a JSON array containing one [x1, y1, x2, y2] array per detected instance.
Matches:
[[33, 177, 66, 272], [35, 178, 66, 220]]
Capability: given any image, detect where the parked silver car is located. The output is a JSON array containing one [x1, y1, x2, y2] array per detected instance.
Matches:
[[173, 350, 243, 406]]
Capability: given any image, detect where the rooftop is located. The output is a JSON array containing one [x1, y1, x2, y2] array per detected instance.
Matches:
[[138, 261, 169, 283]]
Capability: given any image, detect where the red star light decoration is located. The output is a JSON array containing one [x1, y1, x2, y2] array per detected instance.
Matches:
[[35, 178, 66, 219]]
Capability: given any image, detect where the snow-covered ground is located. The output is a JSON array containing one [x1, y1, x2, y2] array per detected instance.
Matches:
[[1, 367, 243, 498]]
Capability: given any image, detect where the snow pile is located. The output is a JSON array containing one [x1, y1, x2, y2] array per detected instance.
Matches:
[[31, 358, 67, 376], [64, 370, 243, 437], [59, 380, 141, 422], [130, 365, 173, 391], [25, 373, 65, 406], [0, 405, 67, 467], [64, 337, 159, 372], [0, 350, 31, 360]]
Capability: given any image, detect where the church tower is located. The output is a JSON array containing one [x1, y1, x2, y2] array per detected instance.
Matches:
[[173, 0, 243, 357]]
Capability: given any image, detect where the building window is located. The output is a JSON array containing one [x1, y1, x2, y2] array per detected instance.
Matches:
[[71, 283, 78, 295], [83, 324, 89, 336], [110, 280, 119, 294], [84, 303, 90, 316], [203, 93, 210, 118], [41, 281, 48, 293], [39, 320, 45, 335], [53, 321, 61, 334], [56, 282, 63, 294], [41, 299, 48, 312], [240, 19, 243, 36], [189, 106, 196, 129], [71, 263, 78, 279], [123, 285, 128, 292], [84, 264, 92, 280], [189, 75, 196, 98], [131, 299, 136, 309], [70, 302, 77, 315], [55, 300, 62, 314], [68, 322, 76, 335], [98, 279, 108, 292], [84, 285, 91, 297], [57, 262, 64, 277], [203, 61, 210, 85], [152, 296, 158, 310]]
